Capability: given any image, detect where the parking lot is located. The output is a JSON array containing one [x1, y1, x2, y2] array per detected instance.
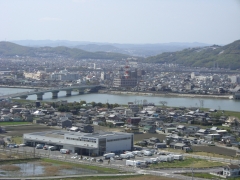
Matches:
[[2, 145, 177, 167]]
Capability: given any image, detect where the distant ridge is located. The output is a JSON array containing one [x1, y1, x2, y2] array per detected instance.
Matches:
[[146, 40, 240, 70], [0, 41, 131, 60], [10, 40, 210, 57]]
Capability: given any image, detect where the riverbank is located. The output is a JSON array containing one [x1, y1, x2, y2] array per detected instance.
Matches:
[[0, 85, 37, 89], [0, 85, 231, 100], [100, 90, 231, 100]]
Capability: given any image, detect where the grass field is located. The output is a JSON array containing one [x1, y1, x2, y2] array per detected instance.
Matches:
[[11, 136, 23, 144], [182, 172, 240, 180], [42, 158, 121, 174], [150, 157, 224, 169], [48, 175, 177, 180], [0, 121, 32, 126], [181, 172, 223, 179]]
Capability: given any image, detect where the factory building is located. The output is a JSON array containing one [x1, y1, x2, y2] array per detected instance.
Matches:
[[23, 130, 133, 156]]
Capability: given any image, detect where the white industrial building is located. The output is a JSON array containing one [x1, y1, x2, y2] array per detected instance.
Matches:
[[23, 130, 133, 156]]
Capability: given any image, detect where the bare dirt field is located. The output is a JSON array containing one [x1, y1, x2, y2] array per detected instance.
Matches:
[[0, 124, 54, 137], [192, 145, 236, 157], [134, 133, 166, 142]]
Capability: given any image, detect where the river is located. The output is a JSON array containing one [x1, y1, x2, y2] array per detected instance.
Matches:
[[0, 87, 239, 111]]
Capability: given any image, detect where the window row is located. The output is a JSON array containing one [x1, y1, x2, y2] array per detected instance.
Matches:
[[107, 137, 131, 142], [66, 137, 96, 143]]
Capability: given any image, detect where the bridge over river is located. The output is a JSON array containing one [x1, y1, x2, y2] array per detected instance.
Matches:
[[0, 85, 103, 100]]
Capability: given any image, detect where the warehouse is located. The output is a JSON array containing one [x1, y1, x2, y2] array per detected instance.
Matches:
[[23, 130, 133, 156]]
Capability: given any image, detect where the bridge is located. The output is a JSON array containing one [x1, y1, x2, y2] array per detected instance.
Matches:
[[0, 85, 104, 100]]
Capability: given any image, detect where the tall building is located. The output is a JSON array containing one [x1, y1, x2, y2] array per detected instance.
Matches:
[[112, 61, 137, 88]]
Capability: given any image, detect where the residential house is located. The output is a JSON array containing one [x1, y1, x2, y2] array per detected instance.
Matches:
[[142, 125, 156, 133], [223, 164, 240, 177], [195, 129, 209, 138], [126, 117, 141, 126], [128, 103, 139, 113], [76, 123, 94, 133], [176, 125, 186, 132], [60, 119, 72, 129], [0, 115, 10, 121], [1, 108, 10, 114], [169, 142, 188, 150], [11, 115, 22, 122], [125, 125, 139, 133]]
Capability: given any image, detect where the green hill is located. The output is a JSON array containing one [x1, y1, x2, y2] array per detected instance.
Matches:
[[146, 40, 240, 70], [0, 41, 131, 60]]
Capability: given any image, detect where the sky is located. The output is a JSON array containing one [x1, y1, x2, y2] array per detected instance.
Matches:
[[1, 0, 240, 45]]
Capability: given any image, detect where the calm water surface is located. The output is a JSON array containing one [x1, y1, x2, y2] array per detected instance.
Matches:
[[0, 87, 239, 111]]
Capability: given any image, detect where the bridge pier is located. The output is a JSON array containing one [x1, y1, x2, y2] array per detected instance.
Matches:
[[52, 91, 59, 99], [66, 90, 72, 96], [78, 89, 84, 95], [36, 93, 44, 100], [20, 95, 28, 99]]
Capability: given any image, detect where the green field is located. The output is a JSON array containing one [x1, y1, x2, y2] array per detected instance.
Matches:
[[42, 158, 121, 174], [48, 175, 175, 180], [0, 121, 32, 126], [182, 172, 240, 180], [181, 172, 224, 179], [150, 157, 224, 169]]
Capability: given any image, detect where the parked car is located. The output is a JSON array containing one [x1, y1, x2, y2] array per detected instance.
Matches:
[[48, 146, 57, 151], [114, 155, 123, 160], [90, 158, 96, 162], [43, 145, 49, 150], [7, 144, 18, 148], [71, 155, 78, 159], [19, 144, 26, 147], [60, 149, 70, 154], [97, 158, 103, 163], [35, 144, 44, 149]]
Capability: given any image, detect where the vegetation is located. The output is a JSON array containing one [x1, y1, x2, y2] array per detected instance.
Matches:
[[11, 136, 23, 144], [0, 41, 132, 60], [47, 175, 176, 180], [182, 172, 240, 180], [55, 101, 120, 112], [181, 172, 223, 179], [146, 39, 240, 70], [41, 158, 120, 174], [150, 157, 224, 169], [0, 165, 21, 171], [0, 121, 31, 126]]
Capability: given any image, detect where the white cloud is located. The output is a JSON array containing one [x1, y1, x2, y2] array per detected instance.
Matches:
[[39, 17, 62, 22]]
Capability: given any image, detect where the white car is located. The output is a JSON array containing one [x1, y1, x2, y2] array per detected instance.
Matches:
[[19, 144, 26, 147], [71, 155, 78, 159]]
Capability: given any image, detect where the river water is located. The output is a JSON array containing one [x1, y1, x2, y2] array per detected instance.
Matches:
[[0, 87, 239, 111]]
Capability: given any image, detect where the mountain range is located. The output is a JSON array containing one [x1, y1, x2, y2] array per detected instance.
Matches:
[[146, 39, 240, 70], [0, 41, 131, 60], [11, 40, 209, 57], [1, 40, 240, 70]]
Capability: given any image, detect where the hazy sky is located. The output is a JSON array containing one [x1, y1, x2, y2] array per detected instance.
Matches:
[[1, 0, 240, 44]]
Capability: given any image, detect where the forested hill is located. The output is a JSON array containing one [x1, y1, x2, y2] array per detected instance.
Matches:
[[146, 40, 240, 70], [0, 41, 132, 60]]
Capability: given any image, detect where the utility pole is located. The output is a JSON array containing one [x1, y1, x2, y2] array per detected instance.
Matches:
[[192, 167, 194, 180]]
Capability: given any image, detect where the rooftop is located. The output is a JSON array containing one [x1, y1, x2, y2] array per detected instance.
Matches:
[[24, 130, 132, 139]]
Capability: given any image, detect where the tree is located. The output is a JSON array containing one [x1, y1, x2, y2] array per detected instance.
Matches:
[[159, 101, 167, 107], [80, 100, 86, 105], [91, 101, 96, 107]]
